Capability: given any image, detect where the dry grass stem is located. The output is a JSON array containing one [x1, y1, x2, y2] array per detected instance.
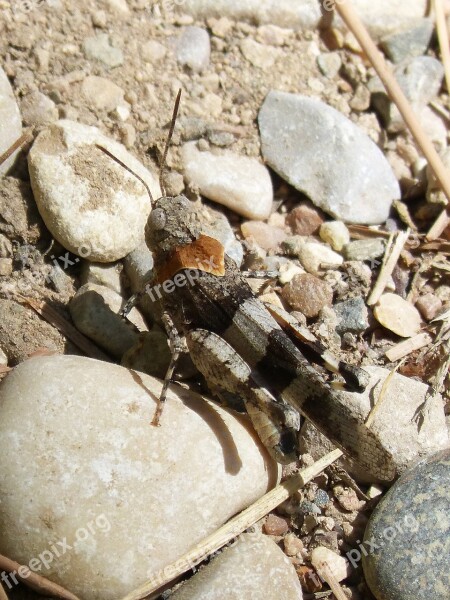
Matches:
[[367, 229, 410, 306], [385, 333, 433, 362], [119, 449, 343, 600], [434, 0, 450, 97], [0, 554, 80, 600], [0, 130, 34, 167], [334, 0, 450, 241]]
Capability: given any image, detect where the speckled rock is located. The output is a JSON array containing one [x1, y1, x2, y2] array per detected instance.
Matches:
[[0, 356, 279, 600], [363, 448, 450, 600], [170, 533, 302, 600], [182, 142, 273, 220], [0, 66, 22, 176], [343, 239, 386, 262], [282, 273, 333, 318], [334, 297, 369, 334], [28, 120, 160, 262], [258, 91, 400, 224]]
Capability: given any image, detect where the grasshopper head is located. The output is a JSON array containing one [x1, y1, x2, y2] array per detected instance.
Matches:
[[145, 194, 200, 257]]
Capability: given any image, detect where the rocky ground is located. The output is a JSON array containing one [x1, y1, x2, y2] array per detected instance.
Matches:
[[0, 1, 449, 600]]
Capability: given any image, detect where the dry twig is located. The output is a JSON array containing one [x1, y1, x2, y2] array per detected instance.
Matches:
[[434, 0, 450, 99], [119, 450, 343, 600], [0, 554, 80, 600], [367, 229, 410, 306], [334, 0, 450, 241], [385, 333, 433, 362]]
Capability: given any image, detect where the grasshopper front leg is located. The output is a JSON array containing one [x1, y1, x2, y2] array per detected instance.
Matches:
[[186, 329, 300, 464]]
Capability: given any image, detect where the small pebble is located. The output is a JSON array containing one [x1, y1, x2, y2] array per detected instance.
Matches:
[[264, 513, 290, 536], [140, 40, 167, 63], [0, 258, 13, 276], [314, 489, 330, 508], [83, 33, 124, 67], [374, 293, 422, 337], [298, 242, 343, 274], [241, 222, 287, 252], [161, 171, 185, 196], [311, 546, 351, 582], [415, 293, 443, 321], [363, 448, 450, 600], [282, 273, 333, 318], [286, 203, 324, 236], [240, 39, 282, 70], [349, 83, 371, 112], [207, 16, 233, 38], [334, 297, 369, 334], [334, 485, 365, 512], [256, 24, 290, 46], [21, 91, 58, 127], [182, 142, 273, 220], [284, 533, 305, 557], [81, 75, 125, 111], [177, 26, 210, 72], [317, 52, 342, 78], [343, 239, 385, 262], [319, 220, 350, 252], [0, 66, 22, 176]]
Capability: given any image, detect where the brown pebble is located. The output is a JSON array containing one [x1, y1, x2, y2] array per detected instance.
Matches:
[[333, 486, 365, 512], [284, 533, 304, 556], [241, 221, 287, 252], [286, 203, 324, 236], [263, 513, 289, 536], [282, 273, 333, 318], [296, 565, 323, 593], [415, 293, 443, 321]]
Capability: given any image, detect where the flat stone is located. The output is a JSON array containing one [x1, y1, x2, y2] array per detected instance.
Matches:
[[282, 273, 333, 318], [297, 242, 343, 274], [28, 120, 160, 262], [380, 18, 434, 63], [170, 533, 302, 600], [374, 293, 422, 337], [0, 356, 279, 600], [83, 33, 124, 68], [259, 92, 400, 224], [0, 66, 22, 176], [81, 76, 125, 112], [363, 448, 450, 600], [176, 26, 210, 72], [299, 365, 448, 483], [182, 142, 273, 220]]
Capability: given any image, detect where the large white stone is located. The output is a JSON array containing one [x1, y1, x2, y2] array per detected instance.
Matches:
[[182, 142, 273, 220], [0, 356, 279, 600], [175, 0, 427, 38], [170, 533, 303, 599], [259, 92, 400, 224], [0, 66, 22, 176], [28, 120, 160, 262]]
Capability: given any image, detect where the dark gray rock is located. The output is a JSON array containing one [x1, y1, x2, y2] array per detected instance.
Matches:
[[363, 448, 450, 600], [334, 297, 369, 334]]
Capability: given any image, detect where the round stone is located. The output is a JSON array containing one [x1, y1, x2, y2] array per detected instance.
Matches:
[[363, 448, 450, 600], [28, 120, 160, 262], [0, 355, 279, 600]]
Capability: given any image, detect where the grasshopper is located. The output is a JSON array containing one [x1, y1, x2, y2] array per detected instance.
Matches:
[[111, 92, 396, 481]]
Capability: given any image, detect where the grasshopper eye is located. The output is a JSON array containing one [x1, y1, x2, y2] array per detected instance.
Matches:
[[149, 208, 167, 230]]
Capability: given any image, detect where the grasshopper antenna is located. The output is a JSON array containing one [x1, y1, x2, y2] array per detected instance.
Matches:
[[159, 88, 182, 197]]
